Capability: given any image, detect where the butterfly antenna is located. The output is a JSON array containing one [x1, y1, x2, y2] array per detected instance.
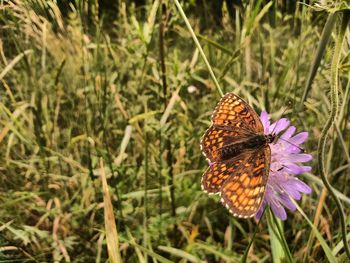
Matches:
[[269, 101, 305, 153], [277, 137, 305, 153]]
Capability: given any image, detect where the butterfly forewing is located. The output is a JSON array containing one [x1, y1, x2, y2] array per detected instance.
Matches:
[[200, 126, 251, 163], [211, 93, 264, 133]]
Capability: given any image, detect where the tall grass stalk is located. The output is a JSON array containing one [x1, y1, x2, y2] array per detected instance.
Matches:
[[144, 127, 149, 261], [299, 13, 337, 110], [158, 0, 166, 240], [173, 0, 223, 97], [100, 158, 122, 263]]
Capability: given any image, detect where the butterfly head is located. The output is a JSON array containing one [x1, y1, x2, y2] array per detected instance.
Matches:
[[266, 134, 277, 144]]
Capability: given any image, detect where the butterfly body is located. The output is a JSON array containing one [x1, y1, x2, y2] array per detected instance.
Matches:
[[220, 134, 273, 161], [201, 93, 273, 218]]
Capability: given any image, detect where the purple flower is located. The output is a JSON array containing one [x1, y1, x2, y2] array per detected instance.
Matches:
[[255, 111, 312, 221]]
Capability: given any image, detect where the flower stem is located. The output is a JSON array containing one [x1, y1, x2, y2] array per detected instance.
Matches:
[[317, 11, 350, 259], [240, 208, 266, 263], [267, 209, 294, 263], [173, 0, 224, 97]]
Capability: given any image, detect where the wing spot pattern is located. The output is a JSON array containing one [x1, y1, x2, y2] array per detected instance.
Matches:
[[236, 187, 243, 195], [248, 199, 255, 205], [238, 195, 245, 203], [239, 173, 248, 182], [241, 198, 249, 206], [231, 195, 237, 202], [243, 177, 250, 187]]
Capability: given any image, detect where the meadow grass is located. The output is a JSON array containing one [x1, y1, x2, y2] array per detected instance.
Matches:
[[0, 1, 350, 262]]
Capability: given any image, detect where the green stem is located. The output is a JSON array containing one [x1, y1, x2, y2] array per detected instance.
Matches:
[[173, 0, 223, 97], [144, 129, 149, 257], [298, 13, 336, 111], [270, 211, 294, 263], [317, 11, 350, 259], [240, 208, 266, 263], [158, 0, 166, 240]]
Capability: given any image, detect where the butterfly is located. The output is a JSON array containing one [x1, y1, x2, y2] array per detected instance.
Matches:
[[200, 92, 275, 218]]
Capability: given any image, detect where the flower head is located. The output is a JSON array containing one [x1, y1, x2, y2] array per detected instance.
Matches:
[[255, 111, 312, 220]]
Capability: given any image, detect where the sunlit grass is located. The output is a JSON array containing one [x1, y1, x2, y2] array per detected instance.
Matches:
[[0, 0, 349, 262]]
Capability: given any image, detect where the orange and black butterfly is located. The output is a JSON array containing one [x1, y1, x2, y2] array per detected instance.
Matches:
[[200, 92, 275, 218]]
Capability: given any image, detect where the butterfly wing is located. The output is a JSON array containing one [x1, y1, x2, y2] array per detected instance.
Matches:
[[201, 93, 265, 163], [200, 126, 251, 162], [211, 92, 264, 133], [201, 92, 271, 218], [220, 146, 271, 218], [201, 154, 250, 194]]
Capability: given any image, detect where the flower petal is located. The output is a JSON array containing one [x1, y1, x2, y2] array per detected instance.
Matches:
[[279, 193, 297, 211], [260, 111, 269, 130], [255, 202, 266, 220], [269, 199, 287, 220], [270, 118, 290, 135], [287, 153, 313, 162], [256, 111, 312, 221], [281, 126, 296, 140], [290, 132, 309, 145], [281, 179, 311, 202], [290, 178, 312, 194], [285, 187, 302, 200], [284, 163, 312, 174], [299, 166, 312, 173]]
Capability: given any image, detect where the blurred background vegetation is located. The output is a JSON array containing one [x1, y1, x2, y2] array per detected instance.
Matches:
[[0, 0, 349, 262]]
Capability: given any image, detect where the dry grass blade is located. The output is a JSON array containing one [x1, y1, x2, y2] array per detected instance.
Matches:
[[114, 125, 132, 166], [0, 50, 33, 81], [160, 87, 181, 126], [100, 158, 122, 263], [0, 103, 30, 143]]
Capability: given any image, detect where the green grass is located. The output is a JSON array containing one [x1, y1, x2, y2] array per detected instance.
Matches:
[[0, 0, 350, 262]]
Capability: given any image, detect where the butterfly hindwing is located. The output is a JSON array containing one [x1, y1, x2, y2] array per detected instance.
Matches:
[[201, 154, 250, 194], [220, 147, 271, 218]]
